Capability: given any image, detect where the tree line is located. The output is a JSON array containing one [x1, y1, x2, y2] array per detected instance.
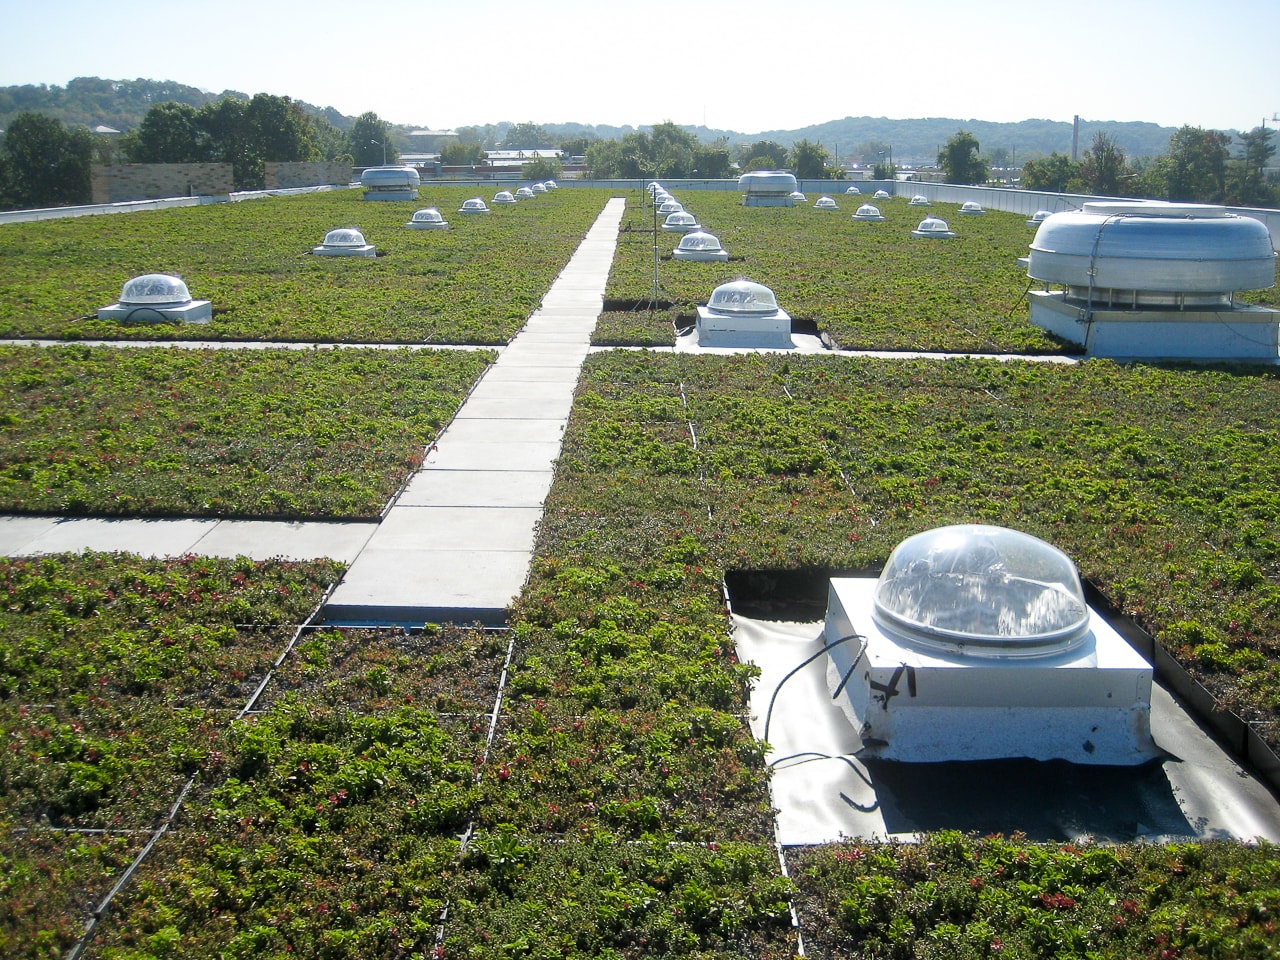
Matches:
[[0, 95, 400, 210]]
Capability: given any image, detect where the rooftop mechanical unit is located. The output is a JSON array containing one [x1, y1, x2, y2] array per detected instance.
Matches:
[[739, 170, 798, 207], [1026, 201, 1278, 359], [361, 165, 420, 201]]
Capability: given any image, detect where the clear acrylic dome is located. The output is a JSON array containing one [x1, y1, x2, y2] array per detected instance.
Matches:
[[411, 208, 445, 223], [493, 190, 516, 203], [960, 201, 985, 214], [677, 231, 724, 252], [874, 189, 891, 199], [707, 279, 779, 315], [658, 199, 684, 214], [846, 185, 861, 194], [912, 216, 955, 237], [532, 182, 548, 193], [664, 211, 699, 227], [322, 228, 368, 247], [814, 196, 838, 209], [515, 186, 535, 198], [544, 180, 558, 189], [119, 274, 192, 306], [460, 197, 489, 212], [852, 203, 885, 221], [790, 191, 807, 202], [909, 194, 930, 205], [873, 524, 1091, 658]]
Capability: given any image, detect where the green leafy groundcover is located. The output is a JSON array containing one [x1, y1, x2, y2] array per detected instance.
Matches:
[[0, 186, 614, 343], [0, 343, 494, 519], [540, 349, 1280, 759], [790, 832, 1280, 959], [602, 190, 1280, 353]]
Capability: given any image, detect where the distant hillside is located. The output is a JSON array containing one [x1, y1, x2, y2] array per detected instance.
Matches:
[[0, 77, 1188, 161]]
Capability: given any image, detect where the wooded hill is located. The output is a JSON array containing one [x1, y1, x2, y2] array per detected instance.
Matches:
[[1, 76, 1186, 161]]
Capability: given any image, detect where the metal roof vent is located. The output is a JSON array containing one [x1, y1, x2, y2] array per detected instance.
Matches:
[[361, 165, 419, 201], [908, 194, 930, 206], [459, 197, 490, 214], [515, 186, 535, 199], [696, 278, 793, 347], [852, 203, 886, 222], [873, 189, 891, 200], [1025, 202, 1279, 358], [824, 524, 1156, 764], [673, 231, 729, 262], [313, 227, 376, 257], [1028, 201, 1276, 307], [662, 211, 701, 232], [98, 273, 211, 323], [493, 190, 517, 204], [959, 201, 986, 215], [813, 196, 839, 210], [739, 170, 798, 207], [912, 216, 956, 238], [406, 208, 449, 230]]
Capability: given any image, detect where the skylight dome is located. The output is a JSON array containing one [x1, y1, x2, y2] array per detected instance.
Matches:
[[789, 191, 808, 203], [662, 211, 700, 232], [406, 208, 448, 230], [673, 231, 729, 262], [1026, 209, 1053, 226], [813, 196, 839, 210], [532, 182, 548, 193], [99, 273, 211, 323], [873, 189, 891, 200], [908, 194, 930, 206], [493, 190, 517, 204], [459, 197, 490, 214], [119, 273, 192, 306], [872, 524, 1091, 659], [313, 228, 376, 257], [852, 203, 886, 222], [515, 186, 535, 198], [658, 199, 685, 215], [912, 216, 956, 238], [707, 279, 780, 316], [845, 185, 861, 194], [959, 201, 986, 215]]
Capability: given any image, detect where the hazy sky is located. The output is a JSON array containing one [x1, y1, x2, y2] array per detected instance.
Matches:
[[3, 0, 1276, 134]]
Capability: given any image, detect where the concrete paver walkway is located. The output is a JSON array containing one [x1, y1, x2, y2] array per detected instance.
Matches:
[[321, 198, 626, 626]]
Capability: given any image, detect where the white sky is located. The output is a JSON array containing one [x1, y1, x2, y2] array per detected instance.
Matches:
[[3, 0, 1276, 135]]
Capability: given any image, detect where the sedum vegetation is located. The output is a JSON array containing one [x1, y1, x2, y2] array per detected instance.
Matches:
[[1, 185, 1279, 957]]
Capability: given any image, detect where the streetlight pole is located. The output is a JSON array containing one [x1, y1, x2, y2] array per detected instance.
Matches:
[[371, 139, 386, 166]]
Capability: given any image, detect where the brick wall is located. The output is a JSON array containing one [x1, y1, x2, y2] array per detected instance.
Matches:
[[91, 164, 235, 203], [264, 162, 352, 189]]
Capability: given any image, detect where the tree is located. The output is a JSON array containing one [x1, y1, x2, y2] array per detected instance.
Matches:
[[0, 112, 93, 210], [126, 101, 210, 163], [692, 139, 733, 179], [584, 139, 623, 178], [1162, 125, 1231, 202], [737, 140, 788, 170], [615, 122, 699, 179], [872, 161, 897, 181], [559, 136, 593, 159], [1020, 152, 1082, 193], [500, 122, 552, 150], [523, 156, 563, 180], [1227, 126, 1276, 207], [440, 142, 487, 166], [348, 112, 397, 167], [1079, 131, 1129, 196], [244, 94, 316, 164], [937, 130, 989, 184], [789, 139, 834, 179]]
